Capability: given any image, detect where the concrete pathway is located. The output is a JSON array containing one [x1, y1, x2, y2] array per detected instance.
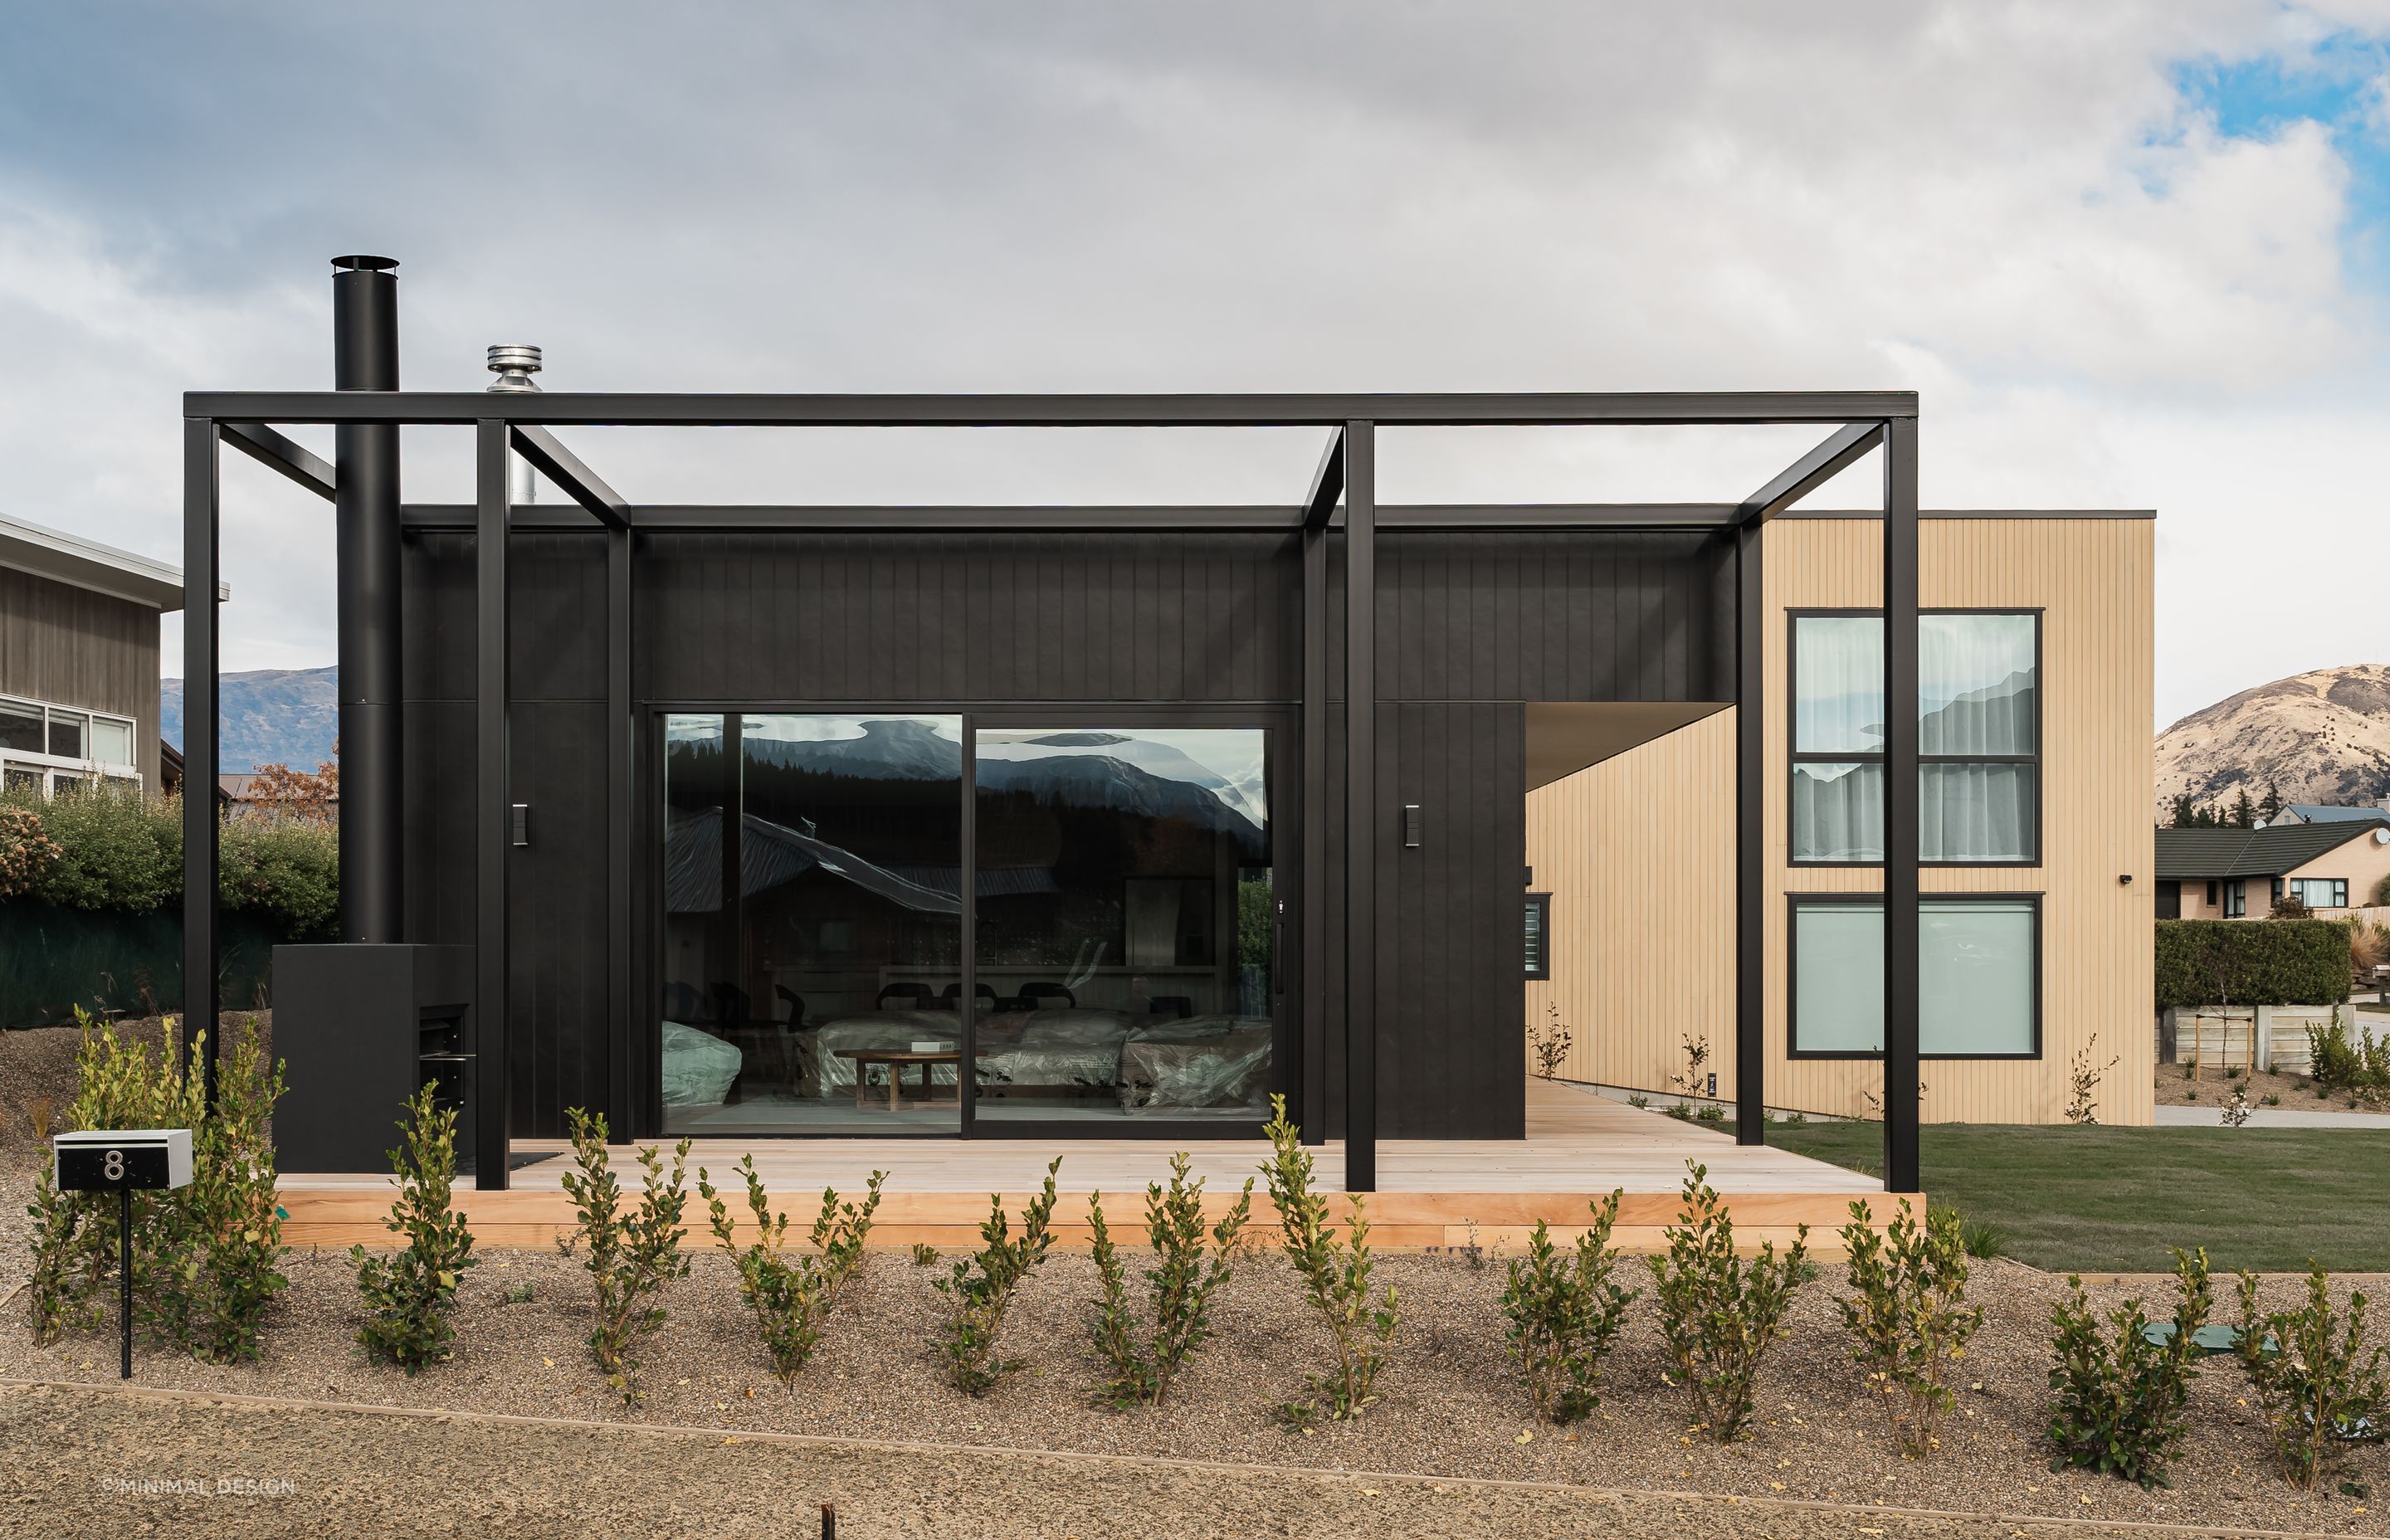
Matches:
[[2153, 1104, 2390, 1129]]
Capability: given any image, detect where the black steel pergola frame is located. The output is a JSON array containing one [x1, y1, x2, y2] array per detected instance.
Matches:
[[186, 387, 1924, 1194]]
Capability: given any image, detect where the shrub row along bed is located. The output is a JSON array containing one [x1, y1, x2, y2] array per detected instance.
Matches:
[[18, 1018, 2390, 1518]]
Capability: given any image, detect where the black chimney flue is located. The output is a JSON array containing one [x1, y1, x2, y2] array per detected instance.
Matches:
[[332, 255, 402, 942]]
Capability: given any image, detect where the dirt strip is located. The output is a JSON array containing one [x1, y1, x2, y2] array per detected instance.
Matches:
[[0, 1378, 2360, 1540]]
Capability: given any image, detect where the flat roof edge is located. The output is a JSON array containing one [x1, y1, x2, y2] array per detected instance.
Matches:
[[0, 513, 228, 609]]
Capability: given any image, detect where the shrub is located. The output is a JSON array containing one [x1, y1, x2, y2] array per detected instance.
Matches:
[[22, 1010, 288, 1362], [558, 1109, 692, 1401], [2065, 1034, 2121, 1124], [910, 1243, 940, 1267], [932, 1158, 1061, 1396], [698, 1160, 884, 1382], [0, 807, 62, 898], [2045, 1248, 2212, 1488], [2154, 920, 2350, 1010], [1526, 1002, 1572, 1081], [1500, 1190, 1637, 1424], [0, 785, 340, 933], [1259, 1095, 1398, 1425], [1934, 1202, 2005, 1260], [352, 1081, 476, 1372], [1085, 1153, 1254, 1408], [1839, 1198, 1982, 1458], [1647, 1160, 1808, 1441], [2233, 1265, 2390, 1490]]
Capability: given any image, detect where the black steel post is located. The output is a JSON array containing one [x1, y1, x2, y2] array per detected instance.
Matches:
[[180, 417, 220, 1099], [1883, 417, 1921, 1193], [333, 255, 403, 943], [1344, 421, 1377, 1192], [606, 527, 633, 1133], [475, 420, 512, 1189], [1734, 522, 1765, 1144], [1301, 521, 1328, 1143], [119, 1185, 132, 1378]]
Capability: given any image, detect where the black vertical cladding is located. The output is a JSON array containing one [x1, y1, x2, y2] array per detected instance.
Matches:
[[401, 524, 1729, 1142]]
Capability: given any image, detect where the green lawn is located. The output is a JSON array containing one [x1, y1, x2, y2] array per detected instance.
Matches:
[[1768, 1122, 2390, 1274]]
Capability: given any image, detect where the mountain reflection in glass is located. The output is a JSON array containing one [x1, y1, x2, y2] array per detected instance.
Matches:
[[660, 714, 964, 1134], [972, 728, 1274, 1122]]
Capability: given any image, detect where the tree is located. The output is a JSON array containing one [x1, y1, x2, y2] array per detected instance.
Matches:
[[2231, 788, 2256, 830], [246, 739, 339, 824], [2257, 782, 2283, 823], [2168, 793, 2199, 828]]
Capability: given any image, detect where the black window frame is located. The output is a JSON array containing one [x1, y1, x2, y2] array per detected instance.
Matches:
[[2287, 876, 2348, 910], [1787, 607, 2044, 868], [1524, 891, 1552, 981], [2225, 879, 2246, 919], [1787, 889, 2043, 1060]]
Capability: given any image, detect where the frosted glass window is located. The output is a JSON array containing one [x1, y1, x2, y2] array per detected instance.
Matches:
[[1792, 901, 1884, 1053], [1792, 898, 2037, 1057], [1792, 616, 1885, 753], [1919, 900, 2036, 1055], [88, 718, 132, 767]]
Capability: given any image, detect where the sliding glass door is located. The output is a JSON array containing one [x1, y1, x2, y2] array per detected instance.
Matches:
[[970, 724, 1276, 1126], [656, 712, 1280, 1136], [661, 714, 965, 1136]]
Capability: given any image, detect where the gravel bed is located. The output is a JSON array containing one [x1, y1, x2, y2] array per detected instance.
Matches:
[[0, 1013, 273, 1152], [2153, 1063, 2365, 1113], [2, 1192, 2383, 1537], [0, 1379, 2319, 1540]]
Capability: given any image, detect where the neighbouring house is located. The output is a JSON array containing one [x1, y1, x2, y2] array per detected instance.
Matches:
[[2155, 818, 2390, 919], [2262, 800, 2390, 828], [0, 512, 218, 798], [175, 254, 2157, 1196], [1526, 513, 2154, 1127]]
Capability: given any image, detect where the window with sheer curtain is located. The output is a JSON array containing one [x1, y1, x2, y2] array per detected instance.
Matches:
[[1789, 612, 2038, 865]]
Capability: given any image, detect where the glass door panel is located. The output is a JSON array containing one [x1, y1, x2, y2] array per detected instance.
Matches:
[[661, 714, 964, 1135], [971, 725, 1274, 1124]]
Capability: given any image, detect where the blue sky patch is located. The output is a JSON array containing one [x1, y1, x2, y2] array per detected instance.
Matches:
[[2173, 32, 2390, 285]]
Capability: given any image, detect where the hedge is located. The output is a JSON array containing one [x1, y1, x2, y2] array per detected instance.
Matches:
[[2153, 919, 2351, 1009], [0, 785, 338, 933]]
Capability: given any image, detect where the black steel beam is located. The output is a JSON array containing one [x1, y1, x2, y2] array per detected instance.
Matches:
[[510, 424, 629, 531], [1344, 420, 1378, 1193], [219, 422, 335, 500], [181, 418, 220, 1099], [1734, 521, 1764, 1145], [1882, 417, 1921, 1195], [394, 501, 1744, 534], [1302, 428, 1346, 530], [1735, 421, 1885, 527], [605, 524, 633, 1133], [474, 419, 512, 1190], [187, 389, 1921, 428]]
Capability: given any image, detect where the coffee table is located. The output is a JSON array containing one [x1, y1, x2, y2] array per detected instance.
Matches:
[[836, 1048, 962, 1112]]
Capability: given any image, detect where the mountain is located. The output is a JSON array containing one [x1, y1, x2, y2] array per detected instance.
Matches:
[[160, 665, 339, 773], [2154, 664, 2390, 818]]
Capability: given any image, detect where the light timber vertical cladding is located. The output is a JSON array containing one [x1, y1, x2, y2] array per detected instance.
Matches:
[[1759, 518, 2155, 1126], [1523, 709, 1737, 1099]]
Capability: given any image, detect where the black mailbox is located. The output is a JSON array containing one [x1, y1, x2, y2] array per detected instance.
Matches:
[[53, 1129, 193, 1192]]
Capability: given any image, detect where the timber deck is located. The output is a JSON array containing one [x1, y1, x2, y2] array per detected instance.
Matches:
[[279, 1079, 1903, 1252]]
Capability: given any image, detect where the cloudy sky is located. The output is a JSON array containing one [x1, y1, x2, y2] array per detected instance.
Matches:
[[6, 2, 2389, 728]]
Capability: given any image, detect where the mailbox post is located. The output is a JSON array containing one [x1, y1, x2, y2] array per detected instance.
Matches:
[[53, 1129, 193, 1379]]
